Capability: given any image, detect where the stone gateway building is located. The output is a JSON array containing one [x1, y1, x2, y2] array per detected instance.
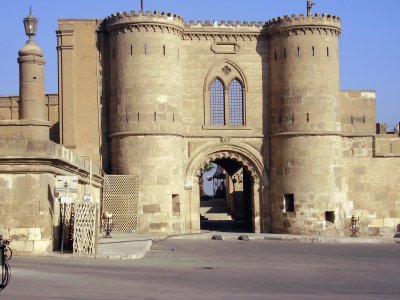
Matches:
[[1, 4, 400, 254]]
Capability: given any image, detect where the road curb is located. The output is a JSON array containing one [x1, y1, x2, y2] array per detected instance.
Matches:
[[169, 232, 397, 244]]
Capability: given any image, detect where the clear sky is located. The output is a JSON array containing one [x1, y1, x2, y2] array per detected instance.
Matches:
[[0, 0, 399, 126]]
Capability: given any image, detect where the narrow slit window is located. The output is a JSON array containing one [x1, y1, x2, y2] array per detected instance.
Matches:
[[229, 79, 244, 125], [312, 46, 315, 56], [210, 78, 225, 125], [297, 47, 300, 57], [274, 50, 277, 61], [284, 194, 295, 213], [327, 47, 329, 57], [145, 43, 148, 54], [154, 112, 157, 121], [130, 44, 133, 55], [284, 48, 287, 59], [163, 45, 166, 56], [307, 113, 310, 123]]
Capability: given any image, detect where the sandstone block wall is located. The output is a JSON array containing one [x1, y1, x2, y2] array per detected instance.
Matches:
[[270, 135, 345, 235], [341, 91, 376, 136], [0, 173, 54, 254], [342, 136, 400, 236], [0, 121, 102, 254], [57, 20, 102, 165], [0, 94, 59, 142]]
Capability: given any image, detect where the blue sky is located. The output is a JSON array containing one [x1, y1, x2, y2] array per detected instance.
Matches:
[[0, 0, 399, 126]]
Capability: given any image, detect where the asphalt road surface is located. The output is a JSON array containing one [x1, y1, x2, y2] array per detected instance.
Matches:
[[2, 239, 400, 299]]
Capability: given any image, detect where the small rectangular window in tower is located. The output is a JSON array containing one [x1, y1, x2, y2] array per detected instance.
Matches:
[[145, 43, 148, 54], [284, 48, 286, 59], [325, 211, 335, 223], [312, 46, 315, 56], [307, 113, 310, 123], [327, 47, 329, 57], [163, 45, 166, 56], [130, 44, 133, 55], [154, 112, 157, 121], [173, 113, 175, 122], [297, 47, 300, 57], [274, 50, 277, 61], [172, 194, 180, 216], [284, 194, 295, 213]]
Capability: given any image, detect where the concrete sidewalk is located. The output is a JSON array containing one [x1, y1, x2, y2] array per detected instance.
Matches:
[[96, 234, 154, 260], [50, 231, 398, 260]]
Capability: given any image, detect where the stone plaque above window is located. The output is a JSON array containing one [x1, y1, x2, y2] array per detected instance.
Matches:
[[211, 42, 240, 54]]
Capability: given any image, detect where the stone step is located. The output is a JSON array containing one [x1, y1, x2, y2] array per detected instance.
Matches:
[[200, 206, 229, 214], [200, 213, 233, 221]]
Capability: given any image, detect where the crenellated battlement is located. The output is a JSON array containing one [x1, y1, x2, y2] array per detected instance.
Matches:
[[267, 13, 341, 36], [105, 10, 185, 33], [185, 19, 266, 30]]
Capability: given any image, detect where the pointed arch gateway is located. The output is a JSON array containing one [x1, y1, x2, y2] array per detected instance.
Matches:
[[185, 144, 269, 234]]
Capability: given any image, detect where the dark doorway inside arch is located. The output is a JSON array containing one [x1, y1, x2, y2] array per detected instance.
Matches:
[[200, 158, 253, 233]]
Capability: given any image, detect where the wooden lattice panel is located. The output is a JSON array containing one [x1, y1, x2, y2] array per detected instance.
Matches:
[[102, 175, 140, 233], [73, 202, 97, 255]]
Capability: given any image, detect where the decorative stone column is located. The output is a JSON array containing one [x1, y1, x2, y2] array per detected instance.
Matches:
[[18, 8, 46, 121]]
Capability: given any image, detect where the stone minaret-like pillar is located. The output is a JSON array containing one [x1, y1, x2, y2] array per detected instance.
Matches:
[[18, 8, 46, 121]]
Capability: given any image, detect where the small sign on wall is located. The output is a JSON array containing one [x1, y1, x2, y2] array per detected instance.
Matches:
[[55, 176, 78, 193], [60, 197, 72, 204]]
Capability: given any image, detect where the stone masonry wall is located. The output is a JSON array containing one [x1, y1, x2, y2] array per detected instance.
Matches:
[[0, 121, 102, 255], [343, 136, 400, 236], [57, 20, 102, 165]]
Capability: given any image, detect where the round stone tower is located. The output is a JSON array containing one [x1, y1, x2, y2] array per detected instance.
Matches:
[[105, 11, 185, 233], [18, 9, 46, 121], [267, 14, 345, 235]]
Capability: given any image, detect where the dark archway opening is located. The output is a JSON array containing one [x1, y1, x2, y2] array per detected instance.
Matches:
[[200, 158, 253, 233]]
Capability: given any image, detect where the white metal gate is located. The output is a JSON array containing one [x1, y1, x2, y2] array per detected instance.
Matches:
[[102, 175, 140, 233]]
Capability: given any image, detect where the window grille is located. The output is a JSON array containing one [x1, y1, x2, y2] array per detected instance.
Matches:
[[210, 79, 225, 125], [229, 79, 244, 125]]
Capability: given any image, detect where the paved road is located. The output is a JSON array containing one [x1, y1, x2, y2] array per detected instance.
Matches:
[[2, 239, 400, 299]]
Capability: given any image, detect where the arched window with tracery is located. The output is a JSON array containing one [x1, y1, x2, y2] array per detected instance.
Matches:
[[228, 79, 244, 125], [210, 78, 225, 125]]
